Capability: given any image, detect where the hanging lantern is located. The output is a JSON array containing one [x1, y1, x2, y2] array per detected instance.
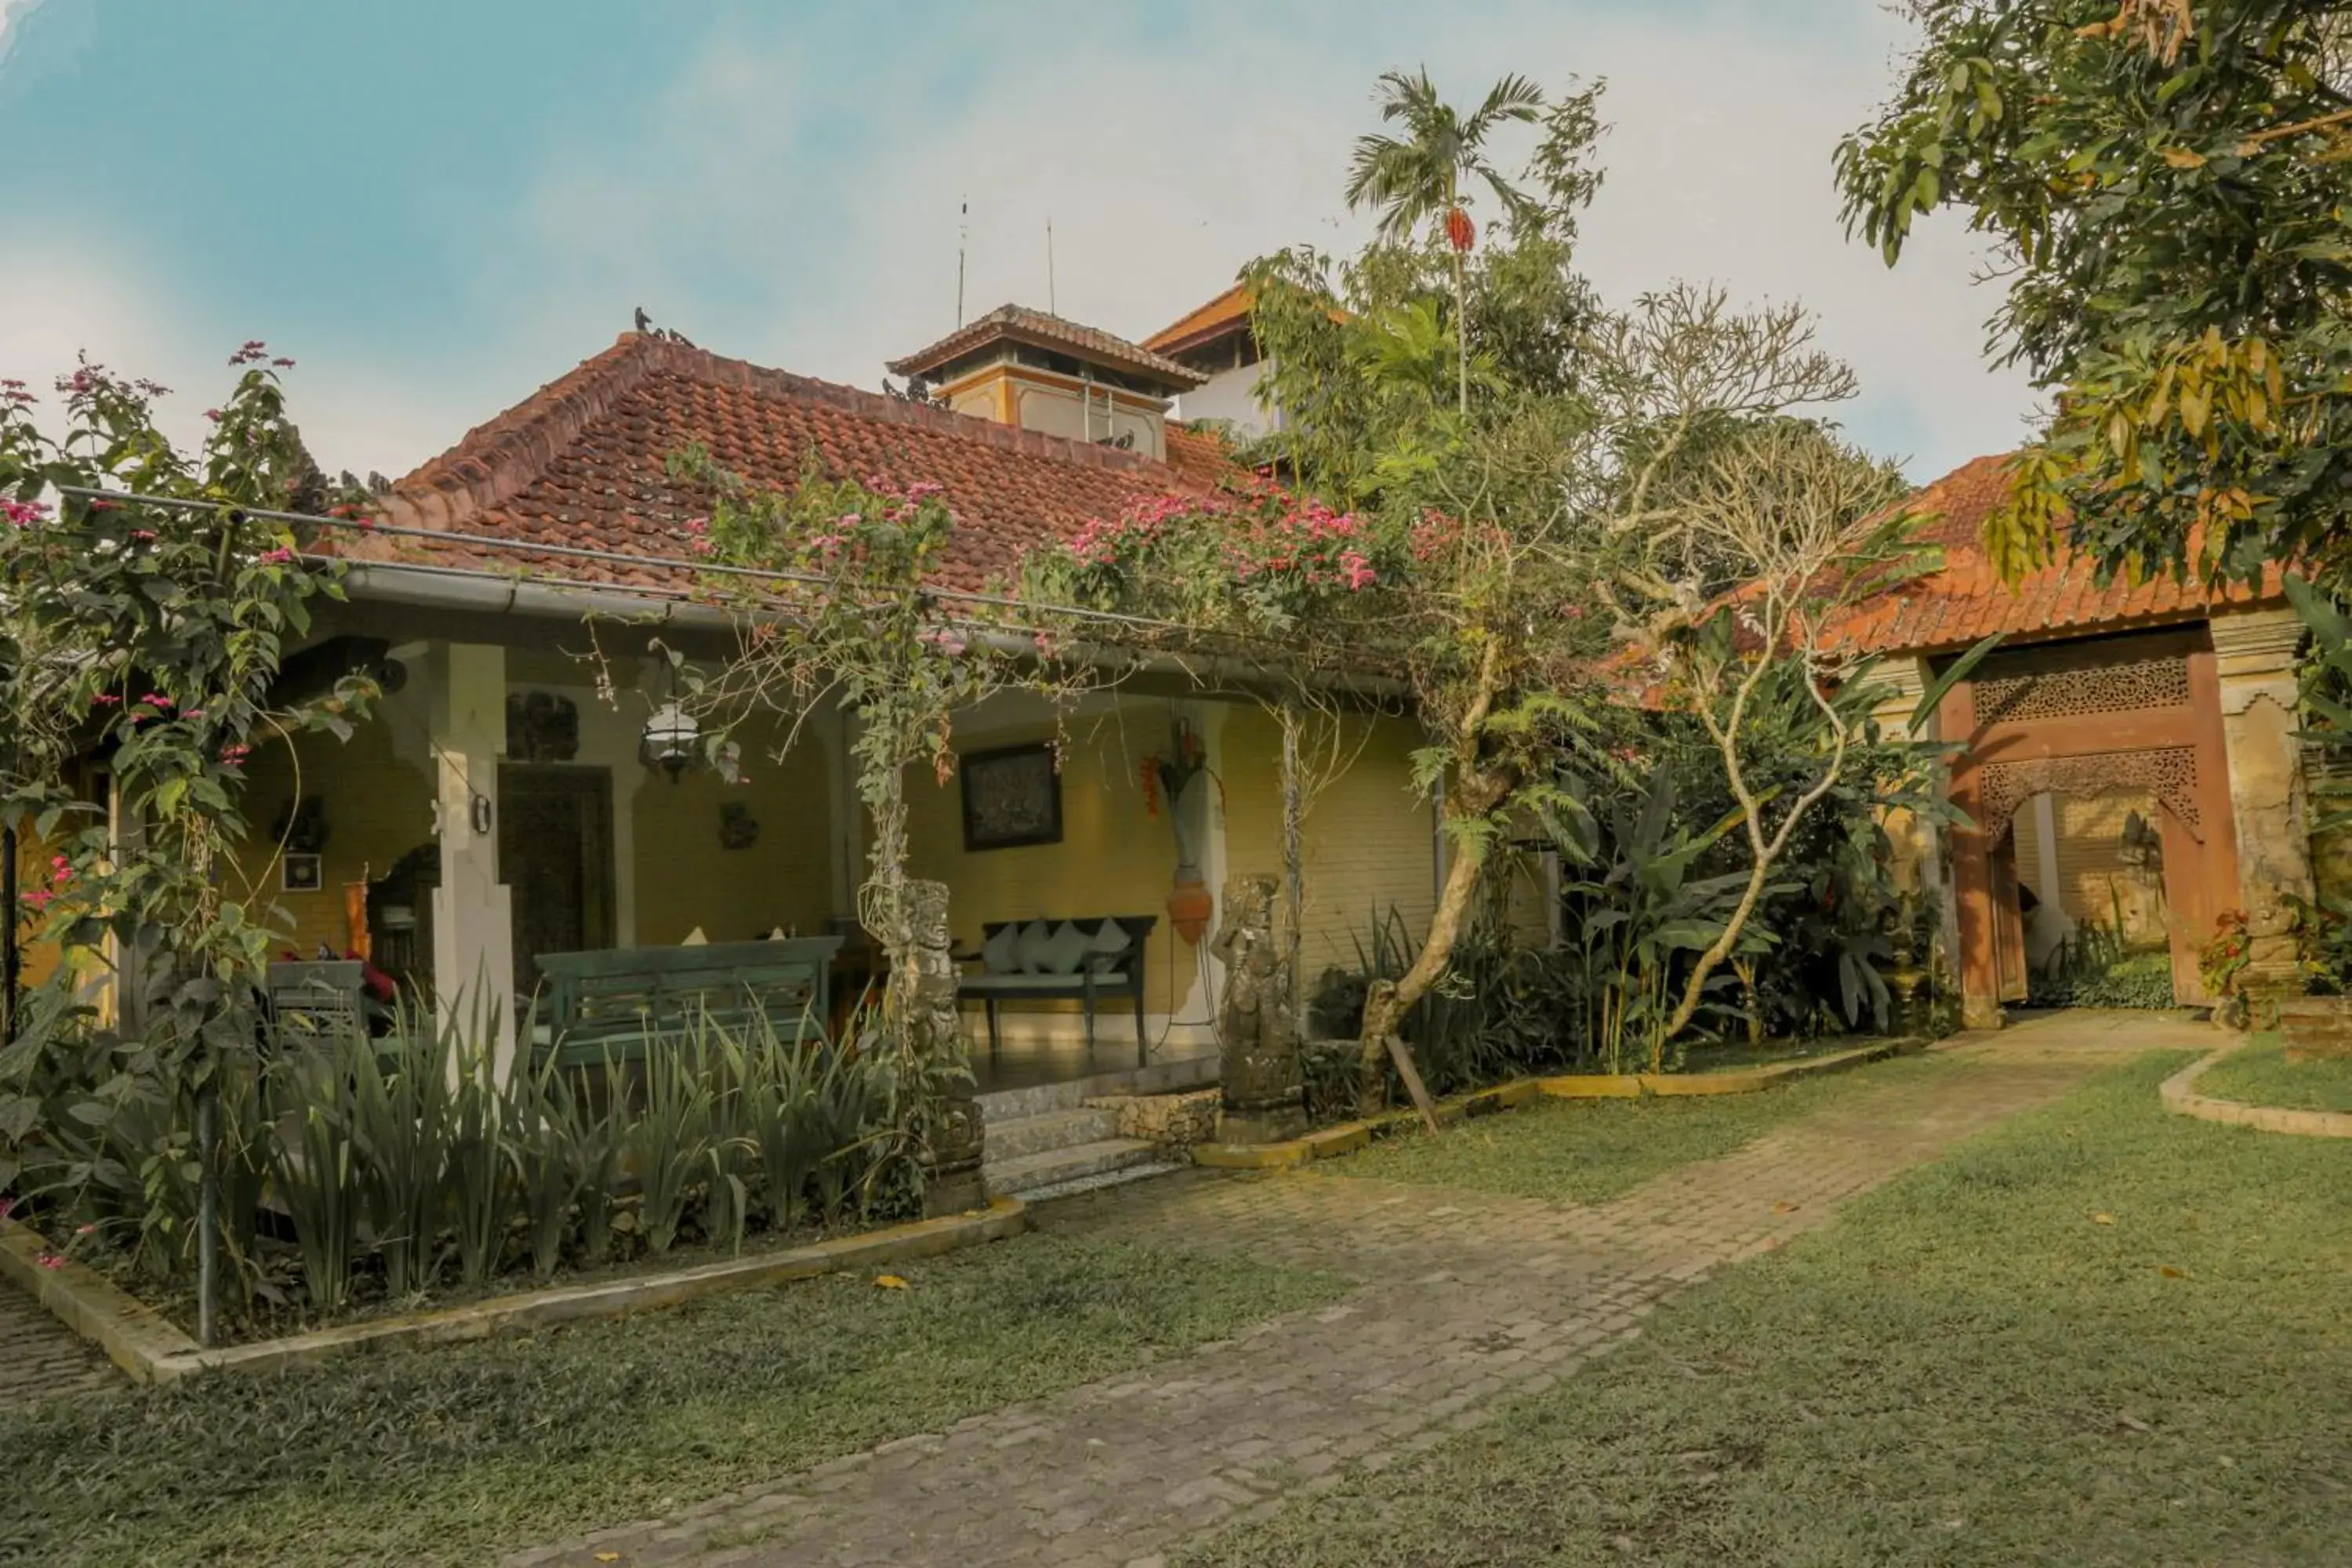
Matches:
[[1445, 206, 1475, 255], [639, 701, 701, 782]]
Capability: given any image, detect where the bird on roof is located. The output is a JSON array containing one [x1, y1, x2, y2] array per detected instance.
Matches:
[[633, 306, 652, 334]]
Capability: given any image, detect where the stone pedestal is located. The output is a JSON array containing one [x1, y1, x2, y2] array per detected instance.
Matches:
[[2275, 996, 2352, 1062], [2212, 610, 2316, 989], [1210, 874, 1306, 1144], [902, 878, 986, 1216]]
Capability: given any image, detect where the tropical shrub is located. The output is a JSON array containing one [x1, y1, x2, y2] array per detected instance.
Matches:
[[21, 998, 897, 1337]]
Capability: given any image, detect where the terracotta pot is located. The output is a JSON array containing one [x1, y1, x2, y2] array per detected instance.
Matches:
[[1166, 869, 1214, 945]]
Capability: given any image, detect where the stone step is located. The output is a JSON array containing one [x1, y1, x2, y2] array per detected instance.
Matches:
[[975, 1053, 1220, 1123], [982, 1105, 1122, 1161], [984, 1138, 1161, 1196], [1015, 1158, 1188, 1204]]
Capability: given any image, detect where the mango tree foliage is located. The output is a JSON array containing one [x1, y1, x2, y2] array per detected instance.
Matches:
[[1838, 0, 2352, 586]]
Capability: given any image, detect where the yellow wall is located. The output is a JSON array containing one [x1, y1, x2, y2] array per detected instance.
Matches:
[[1221, 706, 1436, 983], [631, 728, 837, 945], [901, 706, 1189, 1018], [238, 714, 436, 956]]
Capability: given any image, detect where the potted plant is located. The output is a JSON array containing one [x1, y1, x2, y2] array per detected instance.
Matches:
[[1141, 717, 1221, 942]]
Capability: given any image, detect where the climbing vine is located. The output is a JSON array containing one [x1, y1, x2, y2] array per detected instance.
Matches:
[[0, 349, 376, 1299]]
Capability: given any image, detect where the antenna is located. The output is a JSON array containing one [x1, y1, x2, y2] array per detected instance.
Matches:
[[1047, 215, 1056, 315], [956, 198, 968, 328]]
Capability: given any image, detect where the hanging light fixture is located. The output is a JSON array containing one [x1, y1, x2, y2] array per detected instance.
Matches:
[[639, 666, 702, 783]]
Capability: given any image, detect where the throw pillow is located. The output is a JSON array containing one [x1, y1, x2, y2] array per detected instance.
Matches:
[[980, 923, 1021, 974], [1040, 920, 1093, 976], [1083, 921, 1133, 975], [1014, 918, 1056, 974]]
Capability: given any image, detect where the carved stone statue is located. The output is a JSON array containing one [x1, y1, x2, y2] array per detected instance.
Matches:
[[902, 877, 987, 1215], [1210, 874, 1306, 1143]]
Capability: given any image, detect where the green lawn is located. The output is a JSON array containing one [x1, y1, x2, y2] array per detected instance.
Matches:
[[1180, 1054, 2352, 1567], [1336, 1052, 1955, 1204], [2198, 1036, 2352, 1113], [0, 1234, 1345, 1568]]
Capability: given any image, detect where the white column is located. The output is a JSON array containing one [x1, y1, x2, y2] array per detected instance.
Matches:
[[2209, 609, 2314, 985], [1178, 698, 1231, 1043], [429, 644, 515, 1069]]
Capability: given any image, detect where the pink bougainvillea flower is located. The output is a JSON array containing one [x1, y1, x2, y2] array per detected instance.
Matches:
[[35, 1250, 62, 1270], [0, 1196, 13, 1221], [137, 692, 173, 709], [219, 744, 252, 764], [204, 408, 223, 423], [91, 693, 121, 706], [74, 1222, 94, 1236], [22, 890, 53, 911], [130, 528, 158, 542], [271, 357, 296, 368], [0, 498, 49, 528], [260, 546, 296, 564]]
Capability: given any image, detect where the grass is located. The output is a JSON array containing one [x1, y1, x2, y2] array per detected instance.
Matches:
[[1178, 1052, 2352, 1567], [2198, 1034, 2352, 1114], [0, 1232, 1345, 1567], [1335, 1053, 1954, 1205]]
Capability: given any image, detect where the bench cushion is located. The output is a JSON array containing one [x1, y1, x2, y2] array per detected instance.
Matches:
[[1013, 919, 1054, 973], [1040, 920, 1093, 975]]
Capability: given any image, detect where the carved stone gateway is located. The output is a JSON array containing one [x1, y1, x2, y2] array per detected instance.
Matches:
[[904, 878, 987, 1216], [1210, 874, 1306, 1144]]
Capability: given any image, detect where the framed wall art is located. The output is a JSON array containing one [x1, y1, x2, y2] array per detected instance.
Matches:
[[960, 742, 1062, 851]]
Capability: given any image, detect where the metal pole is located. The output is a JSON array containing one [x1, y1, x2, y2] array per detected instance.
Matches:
[[196, 1087, 218, 1348]]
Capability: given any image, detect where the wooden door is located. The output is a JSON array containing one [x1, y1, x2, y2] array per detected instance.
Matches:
[[2157, 802, 2212, 1005], [499, 764, 616, 1012], [1989, 829, 2030, 1004]]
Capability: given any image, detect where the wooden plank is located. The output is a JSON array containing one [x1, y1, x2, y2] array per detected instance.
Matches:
[[1383, 1034, 1441, 1133]]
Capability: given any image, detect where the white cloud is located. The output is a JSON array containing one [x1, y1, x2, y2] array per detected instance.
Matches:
[[494, 0, 2034, 485], [0, 0, 47, 66], [0, 245, 456, 481]]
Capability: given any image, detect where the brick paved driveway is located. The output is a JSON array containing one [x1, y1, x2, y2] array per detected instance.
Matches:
[[511, 1014, 2196, 1568]]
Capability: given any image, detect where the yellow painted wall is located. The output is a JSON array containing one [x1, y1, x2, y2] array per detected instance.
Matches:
[[1221, 706, 1436, 983], [2012, 792, 2169, 946], [237, 715, 436, 956], [631, 728, 837, 945], [901, 709, 1189, 1017]]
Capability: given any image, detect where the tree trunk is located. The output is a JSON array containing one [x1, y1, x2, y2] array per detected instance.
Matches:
[[1356, 808, 1483, 1119], [1278, 705, 1305, 1015], [1453, 249, 1469, 417]]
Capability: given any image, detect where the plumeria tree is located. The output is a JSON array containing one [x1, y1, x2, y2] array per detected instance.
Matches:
[[1838, 0, 2352, 589], [0, 347, 375, 1336]]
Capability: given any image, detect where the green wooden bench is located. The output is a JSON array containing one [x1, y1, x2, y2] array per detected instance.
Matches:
[[533, 937, 842, 1069], [959, 915, 1156, 1064]]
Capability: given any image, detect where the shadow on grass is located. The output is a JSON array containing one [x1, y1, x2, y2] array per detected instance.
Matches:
[[0, 1234, 1346, 1568]]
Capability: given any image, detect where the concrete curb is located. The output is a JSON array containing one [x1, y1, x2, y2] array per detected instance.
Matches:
[[1193, 1039, 1922, 1171], [2160, 1043, 2352, 1139], [0, 1196, 1029, 1385]]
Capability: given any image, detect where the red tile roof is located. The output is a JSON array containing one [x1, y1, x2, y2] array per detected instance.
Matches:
[[1828, 453, 2289, 655], [1142, 284, 1252, 359], [885, 305, 1205, 390], [365, 332, 1236, 594]]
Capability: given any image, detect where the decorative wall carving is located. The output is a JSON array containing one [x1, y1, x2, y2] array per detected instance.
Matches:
[[1972, 654, 2190, 725], [1978, 747, 2203, 843]]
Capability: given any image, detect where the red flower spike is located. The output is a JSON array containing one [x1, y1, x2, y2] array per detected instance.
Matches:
[[1446, 207, 1475, 255]]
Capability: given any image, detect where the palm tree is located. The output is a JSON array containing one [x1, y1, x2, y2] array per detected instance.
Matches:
[[1344, 69, 1545, 416]]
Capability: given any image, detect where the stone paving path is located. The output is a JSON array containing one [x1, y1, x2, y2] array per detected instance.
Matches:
[[513, 1014, 2194, 1568], [0, 1271, 116, 1411]]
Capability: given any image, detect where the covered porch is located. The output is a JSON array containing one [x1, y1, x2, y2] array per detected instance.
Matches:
[[238, 608, 1429, 1092]]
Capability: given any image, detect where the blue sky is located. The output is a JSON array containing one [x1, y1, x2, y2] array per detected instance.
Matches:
[[0, 0, 2035, 481]]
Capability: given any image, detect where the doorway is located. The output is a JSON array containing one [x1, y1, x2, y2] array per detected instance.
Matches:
[[498, 764, 616, 1011], [2005, 789, 2198, 1007]]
